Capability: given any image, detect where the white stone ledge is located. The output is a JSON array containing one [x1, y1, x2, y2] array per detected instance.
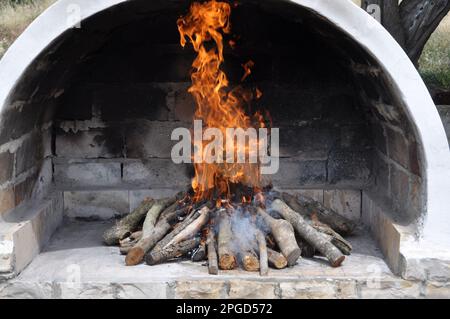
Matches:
[[0, 194, 63, 279]]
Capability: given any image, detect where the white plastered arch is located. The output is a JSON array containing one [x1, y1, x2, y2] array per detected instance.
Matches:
[[0, 0, 449, 250]]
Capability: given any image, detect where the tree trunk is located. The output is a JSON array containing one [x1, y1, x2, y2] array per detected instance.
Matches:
[[362, 0, 406, 46], [362, 0, 450, 65], [400, 0, 450, 64]]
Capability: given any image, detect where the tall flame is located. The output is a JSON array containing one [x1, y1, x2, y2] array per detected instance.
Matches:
[[178, 0, 265, 201]]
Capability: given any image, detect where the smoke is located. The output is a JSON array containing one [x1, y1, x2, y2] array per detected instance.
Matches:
[[229, 207, 257, 253], [209, 190, 281, 262], [226, 206, 270, 258]]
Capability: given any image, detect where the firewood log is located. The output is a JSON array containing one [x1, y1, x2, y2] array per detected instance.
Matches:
[[142, 198, 174, 237], [120, 231, 146, 254], [313, 224, 352, 256], [130, 231, 143, 241], [146, 206, 203, 262], [265, 234, 276, 250], [267, 248, 288, 269], [124, 197, 180, 265], [206, 227, 219, 275], [256, 230, 268, 276], [103, 199, 154, 246], [119, 236, 134, 247], [281, 192, 356, 236], [120, 245, 134, 255], [164, 206, 209, 248], [146, 237, 201, 265], [234, 224, 259, 272], [257, 208, 301, 267], [297, 238, 316, 258], [125, 208, 179, 266], [192, 241, 207, 262], [218, 213, 238, 270], [157, 195, 184, 222], [270, 199, 345, 267], [151, 209, 200, 254], [237, 247, 260, 272], [119, 231, 143, 248]]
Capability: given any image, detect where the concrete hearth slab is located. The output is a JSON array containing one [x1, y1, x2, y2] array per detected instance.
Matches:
[[0, 220, 424, 299]]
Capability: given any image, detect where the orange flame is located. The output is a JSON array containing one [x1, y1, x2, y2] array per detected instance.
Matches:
[[241, 60, 255, 82], [178, 0, 265, 201]]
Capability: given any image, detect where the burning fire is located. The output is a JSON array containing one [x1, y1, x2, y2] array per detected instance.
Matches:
[[177, 0, 266, 201]]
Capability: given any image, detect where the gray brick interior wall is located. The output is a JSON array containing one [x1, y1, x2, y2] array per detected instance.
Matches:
[[355, 70, 424, 224], [50, 8, 374, 193], [0, 1, 428, 226]]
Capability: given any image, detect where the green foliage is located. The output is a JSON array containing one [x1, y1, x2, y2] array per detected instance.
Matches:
[[419, 17, 450, 90]]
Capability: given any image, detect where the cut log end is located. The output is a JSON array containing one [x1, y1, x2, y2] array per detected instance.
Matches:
[[209, 263, 219, 275], [285, 248, 302, 267], [218, 213, 238, 270], [125, 247, 145, 266], [271, 259, 287, 269], [267, 248, 288, 269], [331, 255, 345, 268], [103, 228, 130, 246], [242, 254, 259, 272], [219, 254, 238, 270], [192, 243, 207, 262]]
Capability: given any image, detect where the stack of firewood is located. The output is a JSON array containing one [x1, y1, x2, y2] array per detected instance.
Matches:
[[103, 188, 356, 275]]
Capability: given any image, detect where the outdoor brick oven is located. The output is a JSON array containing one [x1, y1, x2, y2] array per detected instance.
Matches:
[[0, 0, 449, 298]]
